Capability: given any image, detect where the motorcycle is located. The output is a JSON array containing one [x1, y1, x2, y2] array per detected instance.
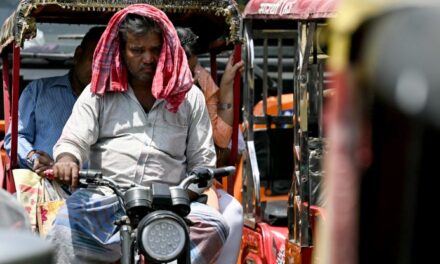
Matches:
[[47, 166, 235, 264]]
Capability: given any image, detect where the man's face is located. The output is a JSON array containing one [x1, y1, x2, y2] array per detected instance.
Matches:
[[123, 31, 162, 84], [73, 40, 98, 89]]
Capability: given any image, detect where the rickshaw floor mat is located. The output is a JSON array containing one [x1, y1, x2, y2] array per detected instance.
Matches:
[[261, 200, 288, 226]]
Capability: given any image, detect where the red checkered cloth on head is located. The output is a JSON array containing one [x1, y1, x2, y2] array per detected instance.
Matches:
[[90, 4, 193, 113]]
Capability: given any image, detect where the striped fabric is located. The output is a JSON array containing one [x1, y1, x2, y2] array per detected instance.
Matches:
[[47, 189, 229, 264], [4, 73, 77, 168], [90, 4, 193, 113]]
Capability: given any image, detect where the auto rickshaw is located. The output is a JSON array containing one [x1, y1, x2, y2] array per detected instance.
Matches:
[[238, 0, 338, 263], [0, 0, 242, 193], [319, 0, 440, 263]]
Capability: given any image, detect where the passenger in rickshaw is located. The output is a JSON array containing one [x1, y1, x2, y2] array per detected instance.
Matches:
[[48, 4, 228, 264], [3, 26, 105, 175], [176, 26, 244, 264]]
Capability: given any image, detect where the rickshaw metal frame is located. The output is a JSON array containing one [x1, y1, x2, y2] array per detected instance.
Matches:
[[240, 0, 337, 263], [0, 0, 242, 193]]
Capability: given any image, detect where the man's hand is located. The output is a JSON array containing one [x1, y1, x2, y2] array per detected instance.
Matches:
[[28, 150, 54, 176], [219, 54, 244, 92], [218, 54, 244, 126], [52, 153, 80, 189]]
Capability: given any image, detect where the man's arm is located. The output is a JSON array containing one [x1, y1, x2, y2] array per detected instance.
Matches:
[[52, 88, 100, 187], [4, 81, 39, 168], [186, 86, 216, 171], [185, 86, 217, 196]]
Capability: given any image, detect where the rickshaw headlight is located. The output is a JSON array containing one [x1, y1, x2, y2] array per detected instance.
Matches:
[[138, 211, 187, 262]]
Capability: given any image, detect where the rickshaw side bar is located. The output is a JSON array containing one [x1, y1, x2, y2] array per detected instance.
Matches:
[[10, 44, 20, 169], [318, 62, 324, 137], [277, 37, 283, 116], [2, 51, 11, 132], [262, 37, 268, 115], [244, 20, 255, 141], [294, 21, 316, 247], [227, 43, 242, 194]]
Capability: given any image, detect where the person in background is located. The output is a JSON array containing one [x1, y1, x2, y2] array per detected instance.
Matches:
[[48, 5, 228, 263], [4, 27, 105, 175], [176, 26, 244, 264], [177, 27, 244, 152]]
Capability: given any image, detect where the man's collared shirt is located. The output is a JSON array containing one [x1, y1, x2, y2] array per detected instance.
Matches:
[[54, 84, 216, 193], [4, 73, 77, 168]]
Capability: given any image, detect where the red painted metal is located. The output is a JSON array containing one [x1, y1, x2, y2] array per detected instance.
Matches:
[[227, 43, 242, 194], [10, 44, 20, 170], [242, 227, 265, 263], [242, 223, 289, 264], [2, 51, 11, 132], [1, 49, 13, 192], [243, 0, 338, 20]]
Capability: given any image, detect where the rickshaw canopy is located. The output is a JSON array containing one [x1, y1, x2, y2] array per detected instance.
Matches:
[[243, 0, 338, 20], [0, 0, 242, 54]]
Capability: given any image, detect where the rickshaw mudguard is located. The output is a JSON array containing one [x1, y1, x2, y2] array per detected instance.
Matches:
[[242, 222, 288, 264]]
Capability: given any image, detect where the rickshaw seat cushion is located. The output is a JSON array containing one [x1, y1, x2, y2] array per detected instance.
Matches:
[[261, 200, 288, 226]]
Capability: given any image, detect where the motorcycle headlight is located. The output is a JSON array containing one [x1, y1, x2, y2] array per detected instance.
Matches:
[[137, 211, 187, 262]]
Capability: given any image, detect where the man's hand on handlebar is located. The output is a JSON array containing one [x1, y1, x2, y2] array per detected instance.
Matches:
[[52, 153, 80, 189]]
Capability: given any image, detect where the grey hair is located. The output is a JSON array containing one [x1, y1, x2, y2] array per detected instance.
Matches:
[[119, 13, 162, 47], [175, 27, 199, 58]]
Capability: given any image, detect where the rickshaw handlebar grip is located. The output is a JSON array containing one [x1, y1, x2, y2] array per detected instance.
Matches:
[[78, 170, 102, 179], [212, 166, 236, 177], [43, 169, 103, 181], [44, 169, 54, 180]]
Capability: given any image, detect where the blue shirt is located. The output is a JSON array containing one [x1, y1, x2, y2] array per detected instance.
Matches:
[[4, 73, 78, 168]]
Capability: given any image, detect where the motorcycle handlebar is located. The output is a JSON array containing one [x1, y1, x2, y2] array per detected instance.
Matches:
[[78, 170, 102, 180], [44, 169, 103, 182], [212, 166, 236, 178], [43, 166, 235, 189]]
